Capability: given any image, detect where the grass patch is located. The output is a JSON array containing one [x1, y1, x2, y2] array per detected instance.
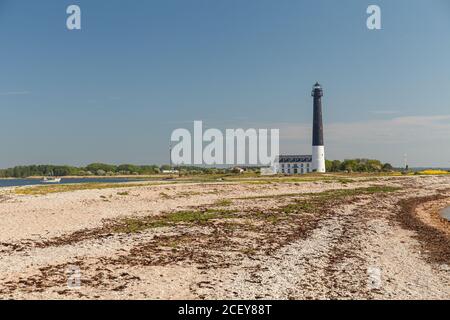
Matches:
[[159, 192, 171, 199], [264, 214, 283, 224], [113, 208, 237, 234], [214, 199, 233, 207], [110, 186, 400, 233], [312, 186, 400, 200], [235, 193, 302, 200], [167, 210, 218, 223], [237, 180, 273, 185], [176, 191, 202, 197], [117, 191, 129, 196], [280, 201, 317, 214], [114, 218, 170, 233], [234, 185, 401, 201], [240, 248, 257, 256], [15, 182, 158, 195], [276, 186, 401, 215]]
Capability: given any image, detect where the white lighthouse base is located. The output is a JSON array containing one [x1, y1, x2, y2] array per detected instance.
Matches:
[[312, 146, 326, 173]]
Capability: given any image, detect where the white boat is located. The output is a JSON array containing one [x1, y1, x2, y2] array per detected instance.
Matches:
[[42, 177, 62, 184]]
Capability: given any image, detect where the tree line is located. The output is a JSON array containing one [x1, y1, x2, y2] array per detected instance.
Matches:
[[325, 159, 394, 173], [0, 164, 161, 178], [0, 163, 247, 178], [0, 159, 395, 178]]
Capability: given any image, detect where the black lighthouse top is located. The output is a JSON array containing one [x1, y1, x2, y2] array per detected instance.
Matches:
[[311, 82, 323, 97], [312, 82, 324, 146]]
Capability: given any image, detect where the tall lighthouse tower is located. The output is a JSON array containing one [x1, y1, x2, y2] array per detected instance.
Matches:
[[311, 82, 326, 173]]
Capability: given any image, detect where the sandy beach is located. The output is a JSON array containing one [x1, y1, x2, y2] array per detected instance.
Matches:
[[0, 175, 449, 299]]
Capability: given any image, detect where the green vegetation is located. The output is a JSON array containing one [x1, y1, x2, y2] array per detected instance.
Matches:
[[279, 201, 317, 214], [0, 163, 157, 178], [277, 186, 401, 214], [15, 182, 159, 195], [0, 163, 262, 178], [113, 208, 237, 233], [214, 199, 233, 206], [111, 186, 400, 234], [237, 185, 400, 201], [4, 159, 446, 184], [311, 185, 400, 199], [0, 159, 404, 179], [0, 165, 84, 178], [325, 159, 394, 173]]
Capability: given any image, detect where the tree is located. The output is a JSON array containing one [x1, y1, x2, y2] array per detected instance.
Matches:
[[96, 169, 106, 176], [331, 160, 342, 172], [325, 160, 333, 172], [341, 159, 358, 172], [117, 164, 141, 174], [86, 163, 117, 173]]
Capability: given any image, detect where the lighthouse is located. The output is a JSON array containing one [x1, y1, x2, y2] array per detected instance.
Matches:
[[274, 82, 326, 175], [311, 82, 326, 173]]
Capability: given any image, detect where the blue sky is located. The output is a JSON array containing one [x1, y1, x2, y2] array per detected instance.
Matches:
[[1, 0, 449, 167]]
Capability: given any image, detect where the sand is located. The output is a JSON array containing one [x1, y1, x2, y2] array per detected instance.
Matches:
[[0, 175, 449, 299]]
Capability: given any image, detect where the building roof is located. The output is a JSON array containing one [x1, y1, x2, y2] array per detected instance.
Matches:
[[277, 155, 312, 163]]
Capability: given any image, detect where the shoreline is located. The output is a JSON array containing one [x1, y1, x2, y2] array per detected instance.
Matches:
[[416, 198, 450, 236], [0, 175, 165, 180]]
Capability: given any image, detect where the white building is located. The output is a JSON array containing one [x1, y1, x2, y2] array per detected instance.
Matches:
[[274, 155, 312, 175]]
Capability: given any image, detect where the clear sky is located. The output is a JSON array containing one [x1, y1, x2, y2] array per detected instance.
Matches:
[[1, 0, 449, 168]]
